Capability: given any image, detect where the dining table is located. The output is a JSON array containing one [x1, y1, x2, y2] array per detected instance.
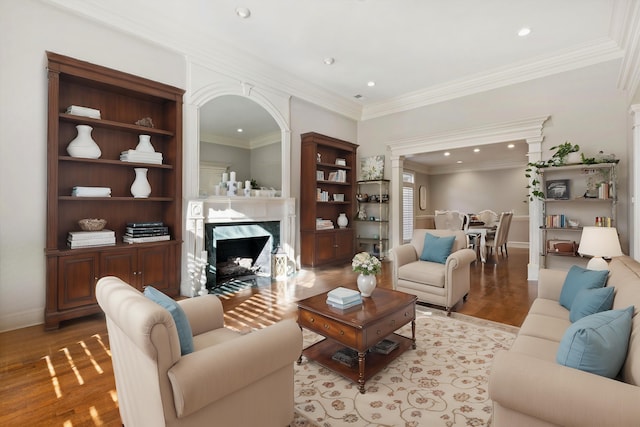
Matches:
[[465, 224, 497, 263]]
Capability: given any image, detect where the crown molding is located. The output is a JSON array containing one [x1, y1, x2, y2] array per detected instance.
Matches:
[[362, 39, 623, 120], [425, 160, 527, 176], [615, 0, 640, 97]]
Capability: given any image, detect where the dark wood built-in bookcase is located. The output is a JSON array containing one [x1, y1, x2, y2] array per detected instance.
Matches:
[[300, 132, 358, 267], [45, 52, 184, 329]]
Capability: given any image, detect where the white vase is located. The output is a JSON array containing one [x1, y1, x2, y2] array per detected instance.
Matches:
[[337, 213, 348, 228], [135, 134, 155, 153], [357, 273, 377, 297], [67, 125, 101, 159], [130, 168, 151, 198]]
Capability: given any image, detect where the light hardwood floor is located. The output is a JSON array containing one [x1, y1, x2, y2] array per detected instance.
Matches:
[[0, 248, 535, 426]]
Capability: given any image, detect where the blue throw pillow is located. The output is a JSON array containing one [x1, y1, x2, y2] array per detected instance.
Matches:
[[559, 265, 609, 309], [557, 306, 634, 378], [420, 233, 455, 264], [569, 287, 615, 322], [144, 286, 194, 355]]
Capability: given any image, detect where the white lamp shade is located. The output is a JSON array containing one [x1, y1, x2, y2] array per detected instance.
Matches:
[[578, 226, 623, 270]]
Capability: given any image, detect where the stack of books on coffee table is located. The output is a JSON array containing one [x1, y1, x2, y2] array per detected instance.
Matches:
[[326, 287, 362, 309]]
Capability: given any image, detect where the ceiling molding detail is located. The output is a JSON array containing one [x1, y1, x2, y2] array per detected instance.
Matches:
[[362, 40, 623, 120], [426, 160, 528, 176], [615, 0, 640, 97], [387, 115, 550, 159]]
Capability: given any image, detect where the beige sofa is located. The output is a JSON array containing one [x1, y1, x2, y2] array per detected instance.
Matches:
[[392, 229, 476, 314], [96, 276, 302, 427], [489, 256, 640, 426]]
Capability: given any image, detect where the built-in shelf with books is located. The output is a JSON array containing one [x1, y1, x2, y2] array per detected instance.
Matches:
[[45, 52, 184, 329], [300, 132, 358, 267], [539, 162, 617, 268], [355, 180, 390, 259]]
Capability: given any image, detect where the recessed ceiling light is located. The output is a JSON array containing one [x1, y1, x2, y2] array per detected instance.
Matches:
[[444, 152, 451, 157], [367, 81, 376, 87], [237, 128, 243, 133], [473, 148, 480, 153], [323, 57, 335, 65], [456, 160, 463, 164], [236, 7, 251, 18], [508, 143, 515, 148], [518, 27, 531, 37]]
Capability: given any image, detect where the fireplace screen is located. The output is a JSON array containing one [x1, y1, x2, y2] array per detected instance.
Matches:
[[204, 221, 280, 288]]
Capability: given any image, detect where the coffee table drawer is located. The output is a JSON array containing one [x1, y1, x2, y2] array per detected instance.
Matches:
[[298, 310, 358, 347], [364, 305, 415, 348]]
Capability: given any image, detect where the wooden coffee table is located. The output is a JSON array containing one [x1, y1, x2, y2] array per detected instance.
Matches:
[[297, 287, 416, 393]]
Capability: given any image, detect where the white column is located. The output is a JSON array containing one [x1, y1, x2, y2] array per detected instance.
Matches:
[[630, 105, 640, 261], [527, 137, 544, 280], [389, 155, 404, 256]]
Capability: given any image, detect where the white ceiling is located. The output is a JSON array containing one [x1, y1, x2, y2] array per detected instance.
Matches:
[[46, 0, 638, 170]]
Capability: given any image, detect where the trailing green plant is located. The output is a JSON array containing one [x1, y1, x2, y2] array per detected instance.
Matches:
[[525, 161, 548, 201], [549, 142, 580, 165]]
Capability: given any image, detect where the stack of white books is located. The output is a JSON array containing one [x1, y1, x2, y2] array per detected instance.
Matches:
[[120, 149, 163, 164], [66, 105, 101, 119], [326, 287, 362, 309], [72, 186, 111, 197], [316, 219, 334, 230], [68, 230, 115, 249]]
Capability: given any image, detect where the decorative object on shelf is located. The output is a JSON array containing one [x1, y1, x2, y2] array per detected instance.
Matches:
[[130, 168, 151, 198], [546, 179, 570, 200], [135, 134, 155, 153], [78, 218, 107, 231], [134, 117, 155, 128], [67, 124, 101, 159], [317, 153, 321, 163], [66, 105, 101, 119], [352, 251, 381, 297], [335, 158, 346, 166], [337, 213, 349, 228], [356, 194, 369, 202], [549, 142, 580, 165], [357, 207, 367, 220], [578, 226, 623, 271], [360, 155, 385, 180], [333, 193, 345, 202]]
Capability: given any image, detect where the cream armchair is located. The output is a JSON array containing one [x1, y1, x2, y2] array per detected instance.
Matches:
[[96, 276, 302, 427], [392, 229, 476, 314]]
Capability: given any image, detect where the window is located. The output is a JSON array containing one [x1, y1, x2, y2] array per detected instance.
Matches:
[[402, 172, 415, 242]]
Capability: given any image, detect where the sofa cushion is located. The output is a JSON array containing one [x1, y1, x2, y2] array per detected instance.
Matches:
[[569, 287, 615, 322], [559, 265, 609, 309], [420, 233, 455, 264], [556, 306, 634, 378], [144, 286, 194, 355]]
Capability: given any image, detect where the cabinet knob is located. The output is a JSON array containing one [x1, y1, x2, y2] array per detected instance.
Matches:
[[309, 317, 314, 323]]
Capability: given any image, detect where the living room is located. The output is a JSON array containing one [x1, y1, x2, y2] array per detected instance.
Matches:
[[1, 0, 640, 425]]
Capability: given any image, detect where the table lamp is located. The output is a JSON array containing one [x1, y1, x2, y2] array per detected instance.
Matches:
[[577, 226, 623, 271]]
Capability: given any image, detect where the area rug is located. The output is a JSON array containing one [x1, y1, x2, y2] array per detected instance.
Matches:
[[293, 308, 518, 427]]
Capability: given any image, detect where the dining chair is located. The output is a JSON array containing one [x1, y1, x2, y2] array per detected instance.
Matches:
[[486, 212, 513, 262], [434, 210, 466, 231], [477, 210, 499, 228]]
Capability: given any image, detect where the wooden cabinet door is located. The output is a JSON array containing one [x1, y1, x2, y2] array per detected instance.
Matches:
[[335, 230, 354, 261], [100, 250, 137, 286], [315, 233, 338, 264], [138, 245, 171, 293], [57, 253, 99, 310]]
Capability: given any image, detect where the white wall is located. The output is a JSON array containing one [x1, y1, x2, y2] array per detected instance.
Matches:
[[0, 0, 185, 331], [358, 60, 631, 252]]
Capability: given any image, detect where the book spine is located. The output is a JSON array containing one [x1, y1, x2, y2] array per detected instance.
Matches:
[[126, 221, 164, 228]]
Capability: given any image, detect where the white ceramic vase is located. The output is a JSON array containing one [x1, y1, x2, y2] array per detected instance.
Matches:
[[67, 125, 101, 159], [357, 273, 377, 297], [135, 134, 155, 153], [130, 168, 151, 198], [337, 213, 348, 228]]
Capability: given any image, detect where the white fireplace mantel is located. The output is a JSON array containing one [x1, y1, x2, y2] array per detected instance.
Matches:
[[184, 197, 296, 296]]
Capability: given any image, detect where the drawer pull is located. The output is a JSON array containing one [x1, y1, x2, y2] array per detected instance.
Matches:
[[377, 329, 381, 335], [309, 318, 314, 323], [324, 324, 330, 329], [339, 330, 344, 335]]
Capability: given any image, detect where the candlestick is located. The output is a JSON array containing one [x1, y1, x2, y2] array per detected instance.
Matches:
[[245, 180, 251, 189], [222, 172, 228, 182], [230, 171, 236, 182]]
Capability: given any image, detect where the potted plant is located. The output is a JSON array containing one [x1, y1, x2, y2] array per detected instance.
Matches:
[[525, 161, 548, 201], [549, 142, 580, 165]]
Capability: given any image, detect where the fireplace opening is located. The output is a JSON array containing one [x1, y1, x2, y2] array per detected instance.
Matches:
[[216, 236, 271, 283], [204, 221, 280, 288]]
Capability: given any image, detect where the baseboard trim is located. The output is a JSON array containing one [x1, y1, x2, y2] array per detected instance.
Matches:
[[0, 308, 44, 333]]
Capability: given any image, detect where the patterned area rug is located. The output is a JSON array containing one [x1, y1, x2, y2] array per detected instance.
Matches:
[[292, 308, 518, 427]]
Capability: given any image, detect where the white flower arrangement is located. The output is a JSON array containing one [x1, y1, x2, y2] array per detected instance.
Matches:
[[352, 252, 382, 275]]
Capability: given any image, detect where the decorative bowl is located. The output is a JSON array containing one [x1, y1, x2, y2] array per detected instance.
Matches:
[[356, 194, 369, 202], [78, 218, 107, 231]]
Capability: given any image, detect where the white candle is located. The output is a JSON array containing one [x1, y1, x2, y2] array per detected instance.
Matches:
[[230, 171, 236, 182], [245, 180, 251, 189], [222, 172, 228, 182]]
